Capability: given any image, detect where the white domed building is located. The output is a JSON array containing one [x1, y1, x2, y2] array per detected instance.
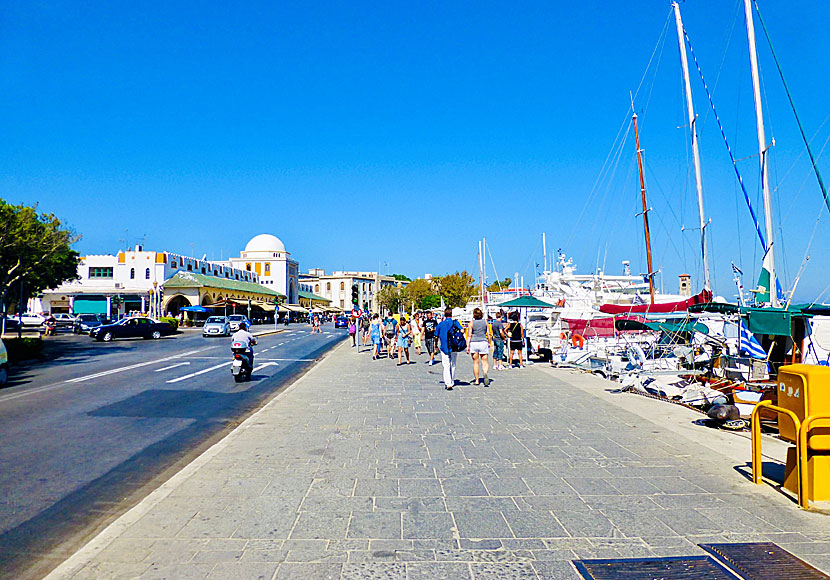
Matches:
[[229, 234, 299, 303]]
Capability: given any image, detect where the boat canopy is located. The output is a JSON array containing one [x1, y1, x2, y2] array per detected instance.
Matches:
[[614, 318, 709, 335], [688, 302, 740, 314]]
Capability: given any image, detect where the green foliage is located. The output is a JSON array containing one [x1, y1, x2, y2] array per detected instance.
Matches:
[[4, 337, 44, 363], [487, 278, 512, 292], [403, 278, 433, 311], [420, 294, 442, 310], [391, 274, 411, 282], [160, 317, 179, 331], [376, 285, 402, 314], [0, 200, 80, 307], [437, 271, 477, 308]]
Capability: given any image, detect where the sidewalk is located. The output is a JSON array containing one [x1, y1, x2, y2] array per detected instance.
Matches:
[[46, 342, 830, 580]]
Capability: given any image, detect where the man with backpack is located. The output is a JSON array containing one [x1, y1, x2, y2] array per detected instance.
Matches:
[[384, 315, 398, 358], [435, 307, 464, 390]]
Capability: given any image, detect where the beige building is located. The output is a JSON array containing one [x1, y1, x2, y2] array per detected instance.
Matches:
[[299, 270, 406, 313]]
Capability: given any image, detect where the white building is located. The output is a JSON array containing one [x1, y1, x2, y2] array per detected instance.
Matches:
[[227, 234, 299, 304], [36, 246, 257, 318], [299, 270, 406, 313]]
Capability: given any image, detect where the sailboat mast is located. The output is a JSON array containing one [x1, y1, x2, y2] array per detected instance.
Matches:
[[673, 2, 710, 291], [482, 237, 487, 304], [633, 112, 656, 304], [744, 0, 778, 307], [542, 233, 547, 274], [478, 241, 484, 306]]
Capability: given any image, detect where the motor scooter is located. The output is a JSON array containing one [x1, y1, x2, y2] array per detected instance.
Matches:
[[44, 318, 57, 336], [231, 341, 252, 382]]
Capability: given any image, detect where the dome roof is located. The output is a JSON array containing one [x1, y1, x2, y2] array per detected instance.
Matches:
[[245, 233, 286, 253]]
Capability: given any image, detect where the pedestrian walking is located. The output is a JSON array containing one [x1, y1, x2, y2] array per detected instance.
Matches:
[[383, 315, 397, 358], [435, 307, 460, 390], [312, 314, 321, 334], [360, 315, 370, 345], [506, 311, 525, 368], [490, 310, 506, 370], [370, 313, 383, 359], [348, 317, 357, 347], [465, 307, 492, 385], [411, 312, 423, 355], [422, 311, 438, 366], [396, 315, 412, 365]]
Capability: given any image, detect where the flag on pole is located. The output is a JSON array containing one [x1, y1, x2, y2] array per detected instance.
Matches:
[[739, 321, 766, 359]]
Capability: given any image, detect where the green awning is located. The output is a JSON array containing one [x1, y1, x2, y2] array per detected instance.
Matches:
[[646, 321, 709, 335], [498, 296, 555, 308], [744, 308, 792, 336], [298, 290, 331, 303]]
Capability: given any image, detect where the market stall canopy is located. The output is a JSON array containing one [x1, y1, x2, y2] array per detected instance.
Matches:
[[281, 304, 307, 313], [498, 296, 556, 309]]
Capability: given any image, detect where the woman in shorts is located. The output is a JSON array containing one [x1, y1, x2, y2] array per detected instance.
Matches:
[[506, 311, 525, 368], [465, 308, 492, 386]]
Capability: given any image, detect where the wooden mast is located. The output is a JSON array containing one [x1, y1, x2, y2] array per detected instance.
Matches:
[[633, 111, 655, 304]]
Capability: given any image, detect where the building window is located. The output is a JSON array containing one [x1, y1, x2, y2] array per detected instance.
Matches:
[[246, 263, 251, 271], [145, 268, 151, 279], [187, 264, 192, 271], [130, 268, 135, 279], [89, 267, 113, 278], [326, 282, 331, 292], [264, 263, 270, 274], [340, 281, 345, 291], [315, 284, 319, 293], [171, 261, 177, 269]]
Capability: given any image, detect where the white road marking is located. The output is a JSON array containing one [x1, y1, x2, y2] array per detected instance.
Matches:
[[166, 362, 230, 384], [154, 362, 191, 372], [65, 349, 210, 384], [252, 362, 279, 372]]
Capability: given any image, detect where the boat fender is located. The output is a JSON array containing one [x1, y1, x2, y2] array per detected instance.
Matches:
[[571, 334, 585, 349], [707, 404, 740, 422], [626, 344, 647, 366]]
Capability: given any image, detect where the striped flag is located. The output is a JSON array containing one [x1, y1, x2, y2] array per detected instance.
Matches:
[[739, 321, 766, 359]]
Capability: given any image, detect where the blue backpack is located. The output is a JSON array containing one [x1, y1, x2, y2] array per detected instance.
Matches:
[[447, 320, 467, 352]]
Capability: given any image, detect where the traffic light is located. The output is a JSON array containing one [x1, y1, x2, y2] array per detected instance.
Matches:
[[351, 284, 359, 305]]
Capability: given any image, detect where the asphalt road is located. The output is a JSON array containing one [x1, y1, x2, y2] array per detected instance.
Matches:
[[0, 324, 346, 580]]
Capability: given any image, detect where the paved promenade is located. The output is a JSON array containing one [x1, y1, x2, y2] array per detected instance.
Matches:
[[47, 341, 830, 579]]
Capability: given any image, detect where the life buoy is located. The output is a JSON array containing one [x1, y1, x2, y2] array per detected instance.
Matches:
[[572, 334, 585, 349], [560, 332, 568, 341], [626, 344, 647, 366]]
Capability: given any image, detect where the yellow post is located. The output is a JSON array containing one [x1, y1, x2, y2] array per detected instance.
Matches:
[[751, 401, 771, 484], [750, 401, 803, 506]]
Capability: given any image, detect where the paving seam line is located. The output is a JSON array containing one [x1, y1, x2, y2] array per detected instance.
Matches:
[[534, 364, 791, 467], [42, 338, 348, 580]]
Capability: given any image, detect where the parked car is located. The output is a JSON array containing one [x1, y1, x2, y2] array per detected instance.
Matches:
[[334, 316, 349, 329], [11, 312, 45, 327], [73, 314, 106, 334], [90, 317, 175, 342], [0, 339, 7, 386], [227, 315, 250, 332], [52, 313, 76, 328], [202, 316, 231, 337], [2, 317, 21, 333]]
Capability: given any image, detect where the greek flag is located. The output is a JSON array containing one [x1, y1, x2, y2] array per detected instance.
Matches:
[[739, 321, 766, 359]]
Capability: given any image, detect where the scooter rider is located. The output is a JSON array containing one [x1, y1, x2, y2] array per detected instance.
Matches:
[[231, 320, 257, 370]]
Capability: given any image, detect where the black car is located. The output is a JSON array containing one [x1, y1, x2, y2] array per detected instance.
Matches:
[[73, 314, 106, 334], [90, 317, 175, 342], [334, 316, 349, 329]]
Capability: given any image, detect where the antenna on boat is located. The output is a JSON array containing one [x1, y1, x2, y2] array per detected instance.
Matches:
[[631, 93, 656, 305], [744, 0, 778, 307], [673, 1, 710, 292]]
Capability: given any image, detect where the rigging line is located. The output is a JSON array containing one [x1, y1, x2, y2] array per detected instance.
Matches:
[[632, 8, 674, 106], [699, 0, 743, 129], [778, 131, 830, 228], [753, 0, 830, 217], [486, 243, 501, 292], [772, 113, 830, 196], [683, 28, 766, 252]]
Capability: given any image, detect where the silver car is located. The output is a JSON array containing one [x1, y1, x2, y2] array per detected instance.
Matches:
[[227, 315, 250, 332], [203, 316, 231, 337]]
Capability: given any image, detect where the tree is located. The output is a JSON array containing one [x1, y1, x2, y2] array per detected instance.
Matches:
[[0, 200, 80, 311], [391, 273, 411, 282], [376, 285, 402, 314], [421, 294, 442, 310], [487, 278, 512, 292], [403, 278, 433, 311], [437, 271, 477, 308]]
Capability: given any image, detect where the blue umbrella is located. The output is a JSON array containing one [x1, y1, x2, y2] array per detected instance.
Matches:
[[180, 305, 211, 313]]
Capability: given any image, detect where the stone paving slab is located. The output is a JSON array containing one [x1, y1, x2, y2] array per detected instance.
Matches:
[[46, 342, 830, 579]]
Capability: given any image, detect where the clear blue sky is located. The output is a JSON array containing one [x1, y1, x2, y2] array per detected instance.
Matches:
[[2, 1, 829, 301]]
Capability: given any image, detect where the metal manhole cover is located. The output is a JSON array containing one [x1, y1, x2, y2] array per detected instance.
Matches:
[[700, 542, 830, 580], [573, 556, 737, 579]]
